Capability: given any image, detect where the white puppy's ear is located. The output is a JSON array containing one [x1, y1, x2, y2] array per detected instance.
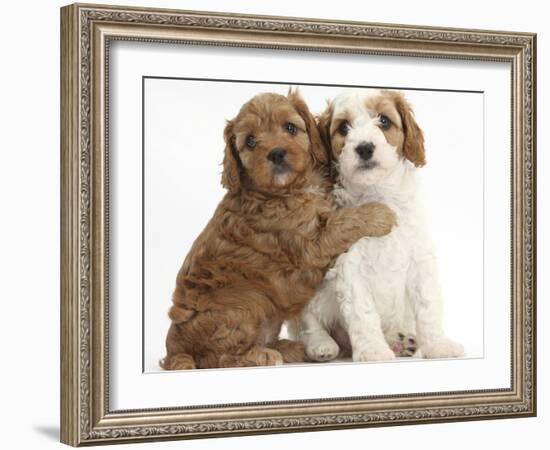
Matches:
[[392, 92, 426, 167]]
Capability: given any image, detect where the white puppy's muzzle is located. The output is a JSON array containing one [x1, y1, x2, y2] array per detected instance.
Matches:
[[338, 122, 399, 186]]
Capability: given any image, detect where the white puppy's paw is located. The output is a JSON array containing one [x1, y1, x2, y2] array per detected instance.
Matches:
[[387, 332, 418, 357], [353, 342, 396, 362], [421, 337, 464, 359], [305, 337, 340, 362]]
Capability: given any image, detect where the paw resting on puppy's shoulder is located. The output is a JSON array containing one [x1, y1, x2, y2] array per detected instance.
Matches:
[[354, 202, 397, 237]]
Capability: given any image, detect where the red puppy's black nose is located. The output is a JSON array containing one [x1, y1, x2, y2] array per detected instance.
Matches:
[[267, 148, 287, 165]]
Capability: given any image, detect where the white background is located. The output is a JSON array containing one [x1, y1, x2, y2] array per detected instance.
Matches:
[[143, 80, 485, 372], [112, 42, 508, 410], [0, 0, 546, 449], [113, 34, 508, 411]]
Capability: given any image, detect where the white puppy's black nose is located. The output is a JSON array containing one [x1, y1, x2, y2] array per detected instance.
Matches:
[[355, 142, 375, 161], [267, 148, 287, 165]]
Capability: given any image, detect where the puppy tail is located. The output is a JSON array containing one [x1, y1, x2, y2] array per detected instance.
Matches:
[[168, 304, 196, 323]]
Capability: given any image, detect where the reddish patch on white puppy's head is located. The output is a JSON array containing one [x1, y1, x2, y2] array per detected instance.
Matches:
[[318, 90, 425, 187]]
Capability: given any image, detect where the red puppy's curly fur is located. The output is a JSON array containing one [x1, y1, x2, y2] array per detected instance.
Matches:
[[161, 90, 396, 370]]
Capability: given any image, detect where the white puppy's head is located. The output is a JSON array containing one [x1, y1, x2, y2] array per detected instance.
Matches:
[[318, 90, 425, 187]]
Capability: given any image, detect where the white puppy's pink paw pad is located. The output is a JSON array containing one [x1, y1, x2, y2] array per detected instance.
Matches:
[[388, 332, 418, 357]]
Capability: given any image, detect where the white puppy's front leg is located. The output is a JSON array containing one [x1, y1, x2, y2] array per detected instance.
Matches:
[[335, 258, 395, 362], [407, 257, 464, 358], [299, 311, 340, 362], [289, 285, 341, 362]]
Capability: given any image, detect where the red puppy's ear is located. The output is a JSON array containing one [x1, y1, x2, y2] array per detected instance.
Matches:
[[390, 91, 426, 167], [317, 101, 333, 154], [221, 120, 242, 193], [287, 88, 329, 167], [316, 101, 335, 180]]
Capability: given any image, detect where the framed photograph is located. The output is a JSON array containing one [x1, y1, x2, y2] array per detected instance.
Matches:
[[60, 3, 536, 446]]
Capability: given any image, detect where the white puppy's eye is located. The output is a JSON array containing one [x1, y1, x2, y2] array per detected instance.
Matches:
[[338, 121, 351, 136], [379, 115, 391, 130]]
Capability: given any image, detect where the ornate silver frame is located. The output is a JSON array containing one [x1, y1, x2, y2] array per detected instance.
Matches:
[[60, 3, 536, 446]]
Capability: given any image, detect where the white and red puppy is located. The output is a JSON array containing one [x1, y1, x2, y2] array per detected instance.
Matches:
[[289, 89, 464, 362]]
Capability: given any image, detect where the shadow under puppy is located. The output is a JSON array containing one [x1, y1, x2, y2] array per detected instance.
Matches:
[[290, 89, 464, 362], [161, 89, 396, 370]]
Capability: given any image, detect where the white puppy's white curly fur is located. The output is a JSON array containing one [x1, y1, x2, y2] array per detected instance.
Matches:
[[289, 90, 464, 362]]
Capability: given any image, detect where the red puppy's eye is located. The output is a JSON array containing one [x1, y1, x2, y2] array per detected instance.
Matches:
[[245, 135, 256, 149], [285, 122, 297, 135]]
